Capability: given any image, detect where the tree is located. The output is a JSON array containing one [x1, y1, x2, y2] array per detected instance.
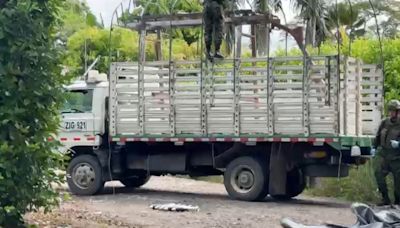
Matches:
[[59, 0, 100, 43], [0, 0, 65, 226], [64, 27, 199, 75], [226, 0, 281, 56], [350, 0, 400, 38], [237, 0, 326, 55], [119, 0, 202, 47], [326, 2, 366, 36], [247, 0, 281, 56], [292, 0, 328, 47], [65, 27, 140, 75], [381, 17, 400, 38]]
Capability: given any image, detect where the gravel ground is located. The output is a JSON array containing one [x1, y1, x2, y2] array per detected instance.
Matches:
[[27, 176, 357, 228]]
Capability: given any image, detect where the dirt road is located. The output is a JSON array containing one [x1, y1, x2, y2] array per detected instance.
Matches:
[[28, 176, 357, 228]]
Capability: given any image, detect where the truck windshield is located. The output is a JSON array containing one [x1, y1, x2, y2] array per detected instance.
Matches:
[[62, 90, 93, 113]]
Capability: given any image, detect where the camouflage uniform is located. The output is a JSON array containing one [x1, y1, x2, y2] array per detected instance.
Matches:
[[373, 100, 400, 205], [203, 0, 225, 59]]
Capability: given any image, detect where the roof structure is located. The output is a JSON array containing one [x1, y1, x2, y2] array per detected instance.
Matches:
[[125, 10, 280, 31], [121, 10, 306, 56]]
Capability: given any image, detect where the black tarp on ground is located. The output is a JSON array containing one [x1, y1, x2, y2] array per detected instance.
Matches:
[[281, 203, 400, 228]]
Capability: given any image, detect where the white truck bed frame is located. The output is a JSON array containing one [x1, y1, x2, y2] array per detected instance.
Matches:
[[109, 55, 383, 138]]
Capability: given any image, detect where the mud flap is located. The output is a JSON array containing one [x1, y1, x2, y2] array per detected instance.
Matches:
[[268, 143, 288, 195]]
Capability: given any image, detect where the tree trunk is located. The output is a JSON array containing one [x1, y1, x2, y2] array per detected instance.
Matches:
[[305, 17, 318, 47], [312, 17, 317, 47], [281, 10, 288, 56], [305, 19, 314, 47]]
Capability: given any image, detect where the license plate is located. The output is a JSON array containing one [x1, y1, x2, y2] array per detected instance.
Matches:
[[63, 121, 87, 131]]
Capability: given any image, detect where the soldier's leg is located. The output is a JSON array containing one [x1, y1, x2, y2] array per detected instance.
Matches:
[[203, 5, 213, 59], [390, 159, 400, 204], [373, 154, 391, 205], [213, 3, 224, 59]]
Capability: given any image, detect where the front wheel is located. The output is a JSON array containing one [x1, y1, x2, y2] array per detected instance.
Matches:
[[67, 155, 105, 195], [224, 156, 268, 201]]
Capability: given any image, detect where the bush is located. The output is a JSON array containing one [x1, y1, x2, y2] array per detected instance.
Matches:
[[64, 27, 200, 76], [280, 36, 400, 102], [308, 162, 395, 204], [0, 0, 65, 226]]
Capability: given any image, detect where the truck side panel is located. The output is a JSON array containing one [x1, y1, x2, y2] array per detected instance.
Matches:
[[109, 56, 382, 139]]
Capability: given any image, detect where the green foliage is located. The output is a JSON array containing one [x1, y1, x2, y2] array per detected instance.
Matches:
[[0, 0, 66, 226], [133, 0, 202, 16], [119, 0, 202, 46], [354, 0, 400, 38], [276, 36, 400, 102], [59, 0, 99, 42], [191, 176, 223, 183], [325, 2, 367, 38], [308, 162, 395, 204], [64, 27, 199, 76], [350, 39, 400, 101]]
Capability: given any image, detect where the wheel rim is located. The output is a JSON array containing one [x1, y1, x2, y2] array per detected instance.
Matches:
[[230, 165, 255, 194], [72, 162, 96, 189]]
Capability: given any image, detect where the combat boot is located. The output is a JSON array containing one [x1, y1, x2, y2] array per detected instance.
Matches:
[[205, 44, 213, 62], [207, 52, 214, 62], [214, 51, 224, 59]]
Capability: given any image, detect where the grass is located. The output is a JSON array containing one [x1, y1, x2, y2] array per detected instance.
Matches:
[[184, 162, 395, 204], [190, 176, 223, 183], [307, 162, 395, 204]]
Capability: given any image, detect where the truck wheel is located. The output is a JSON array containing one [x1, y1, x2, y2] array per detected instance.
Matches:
[[271, 168, 306, 200], [120, 175, 150, 188], [224, 156, 268, 201], [67, 155, 105, 195]]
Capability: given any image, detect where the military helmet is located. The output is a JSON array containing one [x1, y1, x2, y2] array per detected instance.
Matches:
[[387, 100, 400, 112]]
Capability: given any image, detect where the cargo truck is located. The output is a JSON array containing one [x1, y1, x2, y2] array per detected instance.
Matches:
[[56, 12, 383, 201]]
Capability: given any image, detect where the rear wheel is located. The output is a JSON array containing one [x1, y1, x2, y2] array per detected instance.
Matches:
[[67, 155, 105, 195], [224, 156, 268, 201], [120, 174, 150, 188], [271, 168, 306, 200]]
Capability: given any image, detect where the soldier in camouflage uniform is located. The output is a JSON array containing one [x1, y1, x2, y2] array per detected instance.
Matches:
[[373, 99, 400, 206], [203, 0, 225, 61]]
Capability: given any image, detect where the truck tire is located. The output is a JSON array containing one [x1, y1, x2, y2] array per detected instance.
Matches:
[[120, 175, 150, 188], [67, 155, 105, 195], [224, 156, 268, 201], [271, 168, 306, 200]]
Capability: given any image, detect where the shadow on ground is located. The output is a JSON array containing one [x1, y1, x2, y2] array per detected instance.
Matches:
[[72, 185, 349, 209]]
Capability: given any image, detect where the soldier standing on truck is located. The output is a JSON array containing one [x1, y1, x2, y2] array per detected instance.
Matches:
[[203, 0, 226, 61], [372, 100, 400, 206]]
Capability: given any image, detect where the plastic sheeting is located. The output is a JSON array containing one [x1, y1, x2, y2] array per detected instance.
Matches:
[[281, 203, 400, 228], [150, 203, 200, 212]]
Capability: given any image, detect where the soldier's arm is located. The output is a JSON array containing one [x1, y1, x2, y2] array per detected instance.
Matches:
[[374, 120, 385, 148]]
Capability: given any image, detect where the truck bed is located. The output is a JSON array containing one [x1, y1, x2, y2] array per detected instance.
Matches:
[[109, 55, 383, 142]]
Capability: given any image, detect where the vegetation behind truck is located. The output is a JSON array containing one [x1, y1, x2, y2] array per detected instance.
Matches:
[[58, 54, 382, 201]]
